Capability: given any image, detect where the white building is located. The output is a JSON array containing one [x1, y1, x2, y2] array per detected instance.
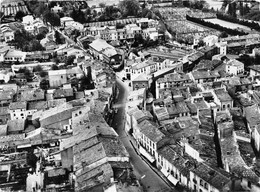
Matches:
[[225, 59, 244, 76], [203, 35, 218, 47], [60, 17, 74, 27], [22, 15, 34, 25]]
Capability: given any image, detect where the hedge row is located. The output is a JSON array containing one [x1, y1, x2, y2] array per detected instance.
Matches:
[[186, 15, 248, 36]]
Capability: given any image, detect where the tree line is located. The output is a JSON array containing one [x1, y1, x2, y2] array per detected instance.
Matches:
[[186, 15, 248, 36], [217, 13, 260, 31]]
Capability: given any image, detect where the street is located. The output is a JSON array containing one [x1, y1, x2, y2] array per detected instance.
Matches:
[[111, 78, 177, 192]]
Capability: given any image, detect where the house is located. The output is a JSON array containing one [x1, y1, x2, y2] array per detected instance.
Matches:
[[60, 17, 74, 27], [3, 49, 26, 63], [214, 88, 233, 111], [225, 59, 244, 76], [138, 119, 165, 163], [53, 88, 74, 101], [156, 72, 191, 98], [7, 119, 26, 135], [157, 144, 194, 187], [0, 90, 15, 107], [9, 101, 27, 120], [22, 15, 34, 25], [142, 28, 159, 41], [48, 70, 67, 88], [132, 74, 152, 90], [89, 39, 122, 64], [216, 42, 227, 55], [1, 27, 14, 43], [126, 107, 153, 138], [189, 163, 231, 192], [190, 71, 219, 83], [249, 65, 260, 77], [33, 103, 76, 130], [203, 35, 218, 47], [244, 104, 260, 134], [0, 107, 10, 124], [19, 89, 45, 103]]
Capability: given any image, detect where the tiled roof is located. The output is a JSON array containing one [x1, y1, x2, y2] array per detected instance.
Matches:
[[89, 38, 114, 52], [28, 101, 48, 111], [192, 71, 219, 80], [7, 119, 25, 133], [139, 120, 164, 143], [20, 89, 45, 102], [53, 88, 73, 98], [157, 73, 190, 83], [9, 101, 27, 110], [249, 65, 260, 73], [192, 163, 231, 190], [244, 104, 260, 127], [0, 90, 14, 101], [214, 88, 232, 102]]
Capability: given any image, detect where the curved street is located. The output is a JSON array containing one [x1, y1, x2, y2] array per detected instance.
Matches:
[[111, 78, 177, 192]]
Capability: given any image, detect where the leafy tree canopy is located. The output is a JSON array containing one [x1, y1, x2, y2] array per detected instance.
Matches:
[[119, 0, 140, 17]]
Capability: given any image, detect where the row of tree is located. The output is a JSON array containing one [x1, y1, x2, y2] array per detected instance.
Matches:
[[186, 15, 248, 36], [183, 0, 209, 10], [217, 13, 260, 31]]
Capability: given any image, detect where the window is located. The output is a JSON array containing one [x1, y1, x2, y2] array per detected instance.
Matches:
[[79, 111, 82, 115], [200, 179, 203, 186], [204, 183, 208, 190], [248, 181, 251, 188], [21, 113, 24, 116]]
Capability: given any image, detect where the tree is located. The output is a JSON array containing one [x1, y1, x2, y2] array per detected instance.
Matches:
[[119, 0, 140, 17], [40, 79, 49, 90], [99, 3, 106, 12], [133, 33, 144, 47], [51, 64, 59, 70], [219, 31, 228, 38], [39, 71, 48, 77], [43, 10, 61, 26], [54, 31, 62, 44], [65, 55, 76, 66], [30, 39, 45, 51], [36, 32, 46, 41], [15, 11, 25, 21], [70, 8, 86, 23], [33, 65, 43, 72]]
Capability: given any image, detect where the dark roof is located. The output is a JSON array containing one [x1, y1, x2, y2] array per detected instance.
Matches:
[[20, 89, 45, 102], [139, 120, 164, 143], [0, 91, 14, 101], [249, 65, 260, 73], [53, 88, 74, 98], [9, 101, 27, 110], [192, 71, 219, 80], [158, 145, 195, 177], [191, 163, 231, 190], [7, 119, 25, 133], [214, 88, 232, 102], [28, 101, 48, 111]]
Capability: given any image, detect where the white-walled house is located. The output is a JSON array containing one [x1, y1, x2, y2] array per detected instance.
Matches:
[[203, 35, 218, 47], [22, 15, 34, 25], [225, 59, 244, 76], [9, 101, 27, 120]]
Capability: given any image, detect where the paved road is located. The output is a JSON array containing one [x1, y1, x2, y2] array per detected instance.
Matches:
[[111, 78, 176, 192]]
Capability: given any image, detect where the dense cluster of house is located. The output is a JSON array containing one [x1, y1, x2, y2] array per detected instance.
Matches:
[[0, 39, 142, 191], [122, 32, 260, 192]]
